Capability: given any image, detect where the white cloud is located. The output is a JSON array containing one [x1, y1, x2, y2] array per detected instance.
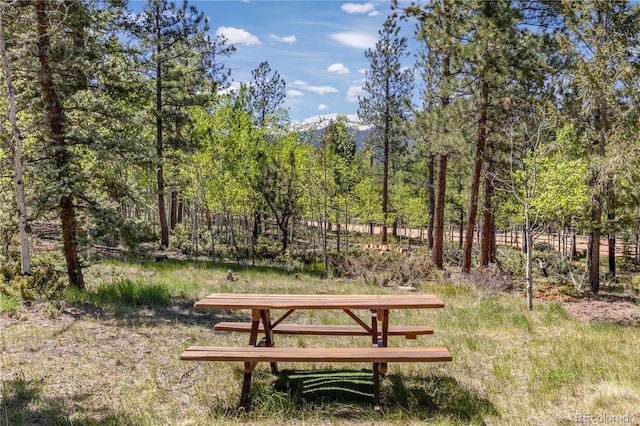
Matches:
[[287, 89, 304, 98], [341, 2, 376, 15], [318, 104, 329, 111], [307, 85, 339, 95], [270, 33, 297, 43], [292, 80, 339, 95], [346, 84, 365, 102], [327, 63, 350, 74], [216, 26, 260, 46], [357, 68, 367, 74], [330, 32, 377, 49]]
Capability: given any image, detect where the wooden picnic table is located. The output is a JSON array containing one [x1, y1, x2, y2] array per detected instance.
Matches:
[[183, 293, 450, 411]]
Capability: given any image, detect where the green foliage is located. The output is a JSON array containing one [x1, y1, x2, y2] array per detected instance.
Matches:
[[496, 247, 525, 277], [120, 218, 156, 250], [0, 251, 65, 307], [249, 61, 287, 127], [95, 279, 171, 307], [442, 243, 464, 265], [1, 0, 640, 291]]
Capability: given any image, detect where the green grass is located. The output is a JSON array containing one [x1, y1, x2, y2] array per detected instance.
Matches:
[[1, 258, 639, 425], [0, 294, 21, 316]]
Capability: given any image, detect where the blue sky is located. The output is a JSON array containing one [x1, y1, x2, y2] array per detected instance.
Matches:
[[192, 1, 418, 122]]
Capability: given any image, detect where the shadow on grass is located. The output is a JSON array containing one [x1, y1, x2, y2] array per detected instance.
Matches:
[[61, 280, 245, 329], [385, 374, 499, 422], [60, 296, 246, 330], [110, 255, 325, 278], [270, 369, 498, 422], [274, 369, 375, 405], [0, 375, 123, 425]]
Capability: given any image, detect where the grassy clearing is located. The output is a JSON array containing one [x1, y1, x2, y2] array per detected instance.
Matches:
[[1, 258, 639, 425]]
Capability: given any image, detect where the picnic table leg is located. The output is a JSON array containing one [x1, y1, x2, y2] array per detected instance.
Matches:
[[370, 310, 378, 347], [379, 309, 389, 374], [249, 310, 261, 346], [373, 361, 381, 411], [260, 309, 279, 374], [240, 364, 253, 409], [239, 310, 262, 410], [370, 309, 382, 411]]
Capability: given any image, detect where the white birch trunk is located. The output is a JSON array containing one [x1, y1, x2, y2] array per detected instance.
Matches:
[[525, 207, 533, 311], [0, 12, 31, 275]]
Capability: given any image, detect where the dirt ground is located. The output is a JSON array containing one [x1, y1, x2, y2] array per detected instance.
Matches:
[[535, 288, 640, 327], [563, 296, 640, 327]]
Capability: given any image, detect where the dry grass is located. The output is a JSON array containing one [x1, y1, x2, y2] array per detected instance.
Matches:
[[1, 258, 640, 425]]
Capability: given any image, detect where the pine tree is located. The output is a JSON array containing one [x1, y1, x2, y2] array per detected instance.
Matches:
[[358, 15, 414, 245], [249, 61, 286, 129], [247, 61, 287, 245], [129, 0, 233, 248], [555, 1, 640, 293], [400, 0, 472, 268], [32, 0, 87, 289]]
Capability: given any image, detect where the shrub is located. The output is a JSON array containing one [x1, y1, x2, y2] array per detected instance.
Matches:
[[496, 247, 525, 277], [0, 251, 65, 309], [121, 218, 156, 250], [442, 244, 464, 265]]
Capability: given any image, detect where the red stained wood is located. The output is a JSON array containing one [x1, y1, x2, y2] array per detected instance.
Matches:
[[195, 294, 444, 310], [213, 322, 433, 339], [181, 346, 452, 363]]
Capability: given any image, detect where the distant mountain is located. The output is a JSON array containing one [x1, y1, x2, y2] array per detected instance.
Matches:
[[294, 113, 371, 132], [293, 113, 372, 150]]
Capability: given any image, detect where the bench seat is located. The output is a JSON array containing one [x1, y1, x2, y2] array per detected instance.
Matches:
[[181, 346, 451, 410], [180, 345, 452, 363], [213, 322, 433, 339]]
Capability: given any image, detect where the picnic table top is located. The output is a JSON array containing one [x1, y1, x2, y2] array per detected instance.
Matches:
[[194, 293, 445, 310]]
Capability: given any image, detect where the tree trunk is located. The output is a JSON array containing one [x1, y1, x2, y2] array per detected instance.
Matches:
[[190, 195, 198, 256], [60, 195, 84, 288], [278, 218, 289, 255], [206, 208, 215, 258], [381, 110, 390, 245], [587, 96, 607, 292], [607, 182, 615, 278], [608, 211, 615, 278], [380, 132, 389, 244], [432, 153, 447, 268], [481, 156, 496, 266], [426, 154, 435, 249], [462, 80, 489, 273], [155, 10, 169, 248], [525, 212, 533, 311], [170, 190, 178, 230], [458, 210, 464, 249], [0, 13, 31, 275], [35, 0, 84, 289], [587, 199, 601, 294], [344, 195, 349, 259]]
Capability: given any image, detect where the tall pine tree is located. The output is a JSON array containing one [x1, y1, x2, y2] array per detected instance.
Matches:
[[358, 15, 413, 245]]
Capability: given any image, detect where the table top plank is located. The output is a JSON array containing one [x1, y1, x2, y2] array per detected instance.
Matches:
[[194, 293, 445, 310], [181, 345, 452, 363]]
